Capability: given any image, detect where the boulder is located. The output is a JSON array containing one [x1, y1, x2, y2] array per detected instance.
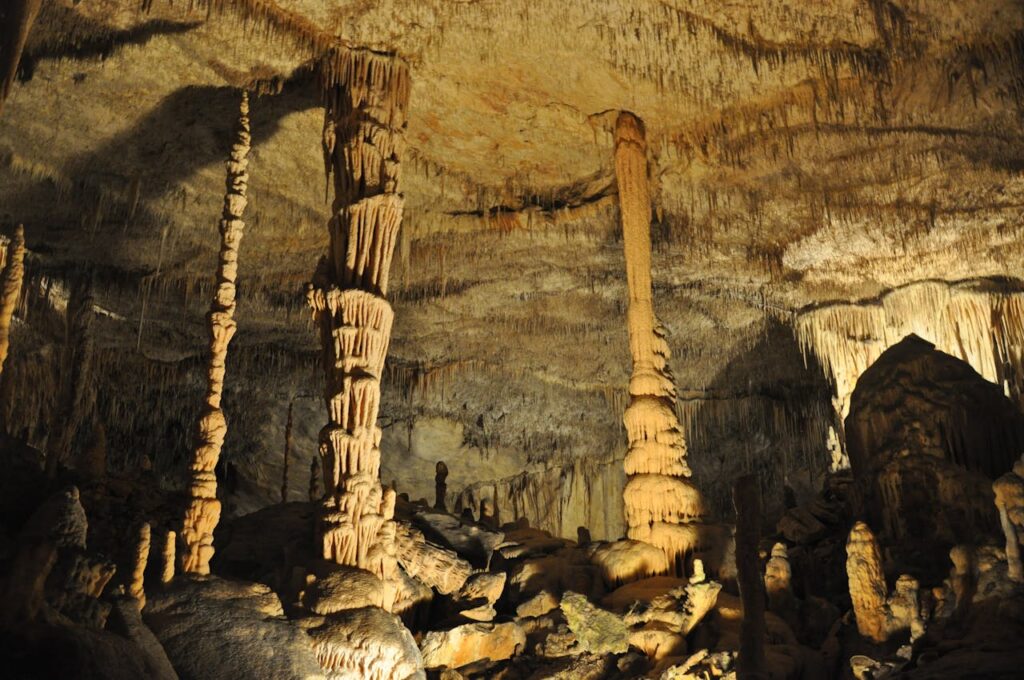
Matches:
[[145, 575, 327, 680], [410, 509, 504, 567], [300, 565, 383, 615], [306, 606, 424, 680], [560, 591, 629, 655], [420, 621, 525, 670]]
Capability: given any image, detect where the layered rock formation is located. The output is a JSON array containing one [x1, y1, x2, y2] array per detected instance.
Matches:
[[180, 91, 251, 575], [306, 49, 410, 608]]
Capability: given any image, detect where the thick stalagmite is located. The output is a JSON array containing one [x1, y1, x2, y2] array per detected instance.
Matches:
[[0, 224, 25, 379], [180, 91, 251, 575], [614, 111, 705, 571], [307, 50, 410, 611], [846, 521, 888, 643]]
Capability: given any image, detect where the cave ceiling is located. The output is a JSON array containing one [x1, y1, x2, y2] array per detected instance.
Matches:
[[1, 0, 1023, 515]]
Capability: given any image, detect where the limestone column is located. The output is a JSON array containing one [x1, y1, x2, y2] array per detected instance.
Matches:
[[180, 91, 250, 575], [306, 51, 410, 611], [614, 111, 705, 570]]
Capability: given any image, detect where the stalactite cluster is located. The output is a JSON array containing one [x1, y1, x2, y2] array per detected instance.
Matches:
[[795, 280, 1024, 463], [614, 111, 706, 571], [180, 91, 250, 575], [307, 49, 410, 611]]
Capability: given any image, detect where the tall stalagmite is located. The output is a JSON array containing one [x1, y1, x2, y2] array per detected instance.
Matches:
[[614, 111, 705, 570], [180, 91, 251, 575], [0, 224, 25, 379], [306, 50, 410, 611]]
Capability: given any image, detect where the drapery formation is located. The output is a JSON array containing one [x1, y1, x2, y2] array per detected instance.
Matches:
[[181, 91, 251, 575], [614, 111, 705, 572], [307, 50, 410, 610]]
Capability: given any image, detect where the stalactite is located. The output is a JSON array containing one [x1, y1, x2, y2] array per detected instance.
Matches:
[[307, 50, 410, 612], [796, 280, 1024, 422], [0, 0, 42, 116], [733, 475, 766, 679], [180, 91, 251, 576], [0, 224, 25, 381], [614, 110, 705, 571], [128, 522, 151, 609]]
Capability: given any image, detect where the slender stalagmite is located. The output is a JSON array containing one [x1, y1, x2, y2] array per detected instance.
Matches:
[[128, 522, 151, 609], [734, 475, 767, 680], [281, 400, 294, 503], [306, 50, 410, 611], [46, 275, 95, 479], [180, 91, 250, 575], [434, 460, 448, 511], [614, 111, 705, 571], [0, 224, 25, 378], [161, 530, 175, 585]]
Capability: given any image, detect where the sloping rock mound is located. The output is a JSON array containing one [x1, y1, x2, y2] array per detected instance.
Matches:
[[144, 576, 326, 680]]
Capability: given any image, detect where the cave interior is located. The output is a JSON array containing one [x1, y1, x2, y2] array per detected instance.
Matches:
[[2, 1, 1024, 679]]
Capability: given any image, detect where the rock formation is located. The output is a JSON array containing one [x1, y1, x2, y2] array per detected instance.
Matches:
[[46, 274, 96, 479], [845, 521, 889, 643], [993, 455, 1024, 583], [281, 400, 293, 503], [435, 460, 448, 511], [845, 335, 1024, 543], [393, 521, 472, 595], [128, 522, 150, 609], [733, 475, 766, 679], [180, 91, 251, 575], [845, 521, 925, 644], [306, 49, 410, 609], [0, 0, 42, 116], [796, 282, 1024, 466], [0, 224, 25, 379], [160, 530, 175, 585], [614, 110, 705, 572]]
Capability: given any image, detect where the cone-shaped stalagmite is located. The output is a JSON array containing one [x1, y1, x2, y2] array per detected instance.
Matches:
[[614, 111, 705, 571], [0, 224, 25, 379], [180, 91, 251, 575], [846, 521, 888, 643], [307, 50, 410, 611]]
